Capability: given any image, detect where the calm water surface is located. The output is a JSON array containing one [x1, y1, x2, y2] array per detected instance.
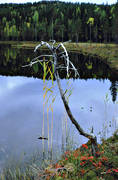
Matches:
[[0, 45, 118, 170]]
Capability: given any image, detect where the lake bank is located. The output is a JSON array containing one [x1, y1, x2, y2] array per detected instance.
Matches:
[[0, 41, 118, 72], [39, 130, 118, 180], [1, 131, 118, 180]]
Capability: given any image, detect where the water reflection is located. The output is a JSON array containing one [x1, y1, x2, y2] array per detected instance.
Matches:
[[0, 45, 118, 80], [0, 45, 118, 170], [0, 45, 118, 102], [0, 75, 118, 170]]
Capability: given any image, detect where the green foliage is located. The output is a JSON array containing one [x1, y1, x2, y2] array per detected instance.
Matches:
[[0, 2, 117, 42], [33, 10, 39, 23], [84, 170, 96, 179], [87, 17, 94, 25], [32, 63, 39, 73], [2, 17, 6, 25], [85, 62, 93, 70]]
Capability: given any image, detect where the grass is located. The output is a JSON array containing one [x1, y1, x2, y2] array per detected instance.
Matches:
[[0, 41, 118, 71], [0, 125, 77, 180], [1, 132, 118, 180], [0, 150, 56, 180], [65, 42, 118, 72], [38, 130, 118, 180], [0, 150, 42, 180]]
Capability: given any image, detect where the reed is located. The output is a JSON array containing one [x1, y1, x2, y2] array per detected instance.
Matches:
[[47, 105, 50, 155], [50, 104, 53, 160]]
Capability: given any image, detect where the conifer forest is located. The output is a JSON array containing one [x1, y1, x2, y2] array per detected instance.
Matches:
[[0, 1, 118, 43]]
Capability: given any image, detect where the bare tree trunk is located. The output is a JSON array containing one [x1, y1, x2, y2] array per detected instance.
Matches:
[[55, 71, 98, 156], [27, 41, 99, 156]]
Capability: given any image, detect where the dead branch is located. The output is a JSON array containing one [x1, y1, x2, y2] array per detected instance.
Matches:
[[25, 41, 99, 156]]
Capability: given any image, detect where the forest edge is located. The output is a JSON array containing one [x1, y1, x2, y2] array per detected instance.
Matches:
[[1, 41, 118, 73]]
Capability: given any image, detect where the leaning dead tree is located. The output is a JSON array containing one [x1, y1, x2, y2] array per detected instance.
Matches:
[[23, 40, 98, 156]]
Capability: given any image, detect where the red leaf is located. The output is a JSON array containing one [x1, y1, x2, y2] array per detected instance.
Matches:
[[82, 144, 88, 149], [112, 168, 118, 173]]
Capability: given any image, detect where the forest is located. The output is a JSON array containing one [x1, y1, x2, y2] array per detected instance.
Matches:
[[0, 1, 118, 43]]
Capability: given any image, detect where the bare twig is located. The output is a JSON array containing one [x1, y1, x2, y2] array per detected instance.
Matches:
[[31, 55, 53, 62], [22, 59, 49, 67]]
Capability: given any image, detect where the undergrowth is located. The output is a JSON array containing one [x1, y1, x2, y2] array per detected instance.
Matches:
[[1, 131, 118, 180], [38, 130, 118, 180]]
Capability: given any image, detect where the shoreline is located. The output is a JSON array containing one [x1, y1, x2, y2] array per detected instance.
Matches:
[[0, 41, 118, 72]]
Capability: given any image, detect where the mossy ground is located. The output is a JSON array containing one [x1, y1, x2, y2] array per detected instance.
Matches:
[[1, 41, 118, 72], [38, 130, 118, 180]]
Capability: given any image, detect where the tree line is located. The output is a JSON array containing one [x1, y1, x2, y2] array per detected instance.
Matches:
[[0, 1, 118, 43]]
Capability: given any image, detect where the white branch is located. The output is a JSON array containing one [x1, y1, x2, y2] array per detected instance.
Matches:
[[33, 41, 79, 78], [22, 59, 49, 68], [56, 43, 70, 77], [31, 55, 53, 62], [69, 61, 80, 78], [34, 41, 53, 52]]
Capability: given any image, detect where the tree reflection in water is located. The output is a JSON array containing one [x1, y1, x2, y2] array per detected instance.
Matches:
[[0, 45, 118, 103]]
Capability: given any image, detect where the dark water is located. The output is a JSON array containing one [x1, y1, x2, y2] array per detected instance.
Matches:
[[0, 45, 118, 171], [0, 45, 118, 81]]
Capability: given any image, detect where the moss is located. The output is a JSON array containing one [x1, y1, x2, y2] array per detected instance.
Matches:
[[103, 175, 115, 180], [84, 170, 96, 180], [105, 130, 118, 143], [55, 177, 63, 180]]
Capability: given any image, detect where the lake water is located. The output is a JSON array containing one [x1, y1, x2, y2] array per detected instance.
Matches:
[[0, 45, 118, 171]]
